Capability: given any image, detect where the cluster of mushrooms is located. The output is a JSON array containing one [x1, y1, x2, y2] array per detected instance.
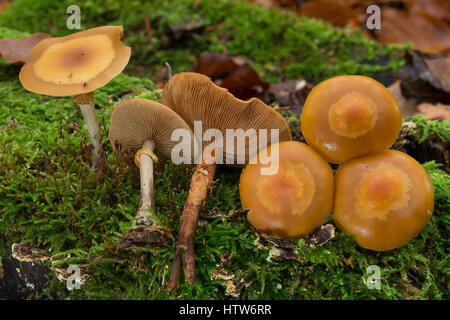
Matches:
[[242, 75, 434, 253], [15, 26, 434, 290]]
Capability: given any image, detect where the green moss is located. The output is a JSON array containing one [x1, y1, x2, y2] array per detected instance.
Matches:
[[407, 114, 450, 143], [0, 26, 29, 38], [1, 66, 448, 299], [0, 1, 447, 300], [423, 161, 450, 214]]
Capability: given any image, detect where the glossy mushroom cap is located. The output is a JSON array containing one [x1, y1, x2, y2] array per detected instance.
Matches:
[[109, 98, 194, 168], [240, 141, 334, 239], [19, 26, 131, 96], [334, 150, 434, 251], [161, 72, 292, 166], [300, 75, 402, 164]]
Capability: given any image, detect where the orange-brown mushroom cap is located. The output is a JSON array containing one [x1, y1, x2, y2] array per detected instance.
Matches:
[[161, 72, 292, 166], [19, 26, 131, 96], [333, 150, 434, 251], [240, 141, 334, 240], [300, 75, 402, 164]]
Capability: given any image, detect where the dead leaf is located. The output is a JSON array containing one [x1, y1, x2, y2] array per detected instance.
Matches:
[[267, 246, 299, 261], [388, 80, 420, 118], [297, 0, 359, 28], [210, 269, 235, 281], [0, 32, 51, 64], [264, 79, 313, 115], [397, 50, 450, 104], [193, 53, 241, 78], [11, 243, 50, 262], [192, 53, 269, 100], [372, 0, 450, 55], [417, 103, 450, 121], [249, 0, 450, 55], [0, 0, 11, 13], [304, 224, 335, 247]]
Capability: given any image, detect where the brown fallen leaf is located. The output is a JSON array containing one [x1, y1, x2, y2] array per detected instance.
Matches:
[[296, 0, 359, 28], [217, 65, 269, 100], [193, 52, 243, 78], [397, 50, 450, 104], [372, 0, 450, 55], [417, 103, 450, 122], [305, 224, 335, 247], [11, 243, 50, 262], [248, 0, 450, 55], [0, 0, 11, 13], [0, 32, 51, 64], [264, 79, 314, 115], [192, 53, 269, 100], [388, 80, 420, 118]]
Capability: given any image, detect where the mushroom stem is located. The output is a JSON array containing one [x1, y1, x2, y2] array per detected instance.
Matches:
[[167, 151, 216, 291], [75, 92, 107, 176], [135, 140, 157, 225]]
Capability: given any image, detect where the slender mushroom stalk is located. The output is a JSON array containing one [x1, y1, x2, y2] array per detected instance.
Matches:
[[109, 98, 195, 249], [74, 92, 107, 175], [162, 72, 292, 290], [135, 140, 157, 225], [19, 26, 131, 176], [168, 150, 216, 289]]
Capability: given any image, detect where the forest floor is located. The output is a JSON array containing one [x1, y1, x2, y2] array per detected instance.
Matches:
[[0, 0, 448, 299]]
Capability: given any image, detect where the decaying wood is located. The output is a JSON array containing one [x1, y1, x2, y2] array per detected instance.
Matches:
[[167, 153, 217, 291]]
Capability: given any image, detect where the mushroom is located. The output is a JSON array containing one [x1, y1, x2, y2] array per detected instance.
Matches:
[[333, 150, 434, 251], [109, 98, 195, 248], [300, 75, 402, 164], [19, 26, 131, 175], [240, 141, 334, 240], [161, 72, 292, 289]]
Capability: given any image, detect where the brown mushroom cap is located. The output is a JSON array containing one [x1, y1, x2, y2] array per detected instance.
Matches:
[[334, 150, 434, 251], [300, 75, 402, 164], [161, 72, 292, 166], [240, 141, 334, 240], [109, 98, 194, 168], [19, 26, 131, 96]]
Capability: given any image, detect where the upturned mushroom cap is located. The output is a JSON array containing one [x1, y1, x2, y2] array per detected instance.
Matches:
[[19, 26, 131, 96], [334, 150, 434, 251], [161, 72, 292, 166], [240, 141, 334, 240], [300, 75, 402, 164], [109, 98, 194, 168]]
